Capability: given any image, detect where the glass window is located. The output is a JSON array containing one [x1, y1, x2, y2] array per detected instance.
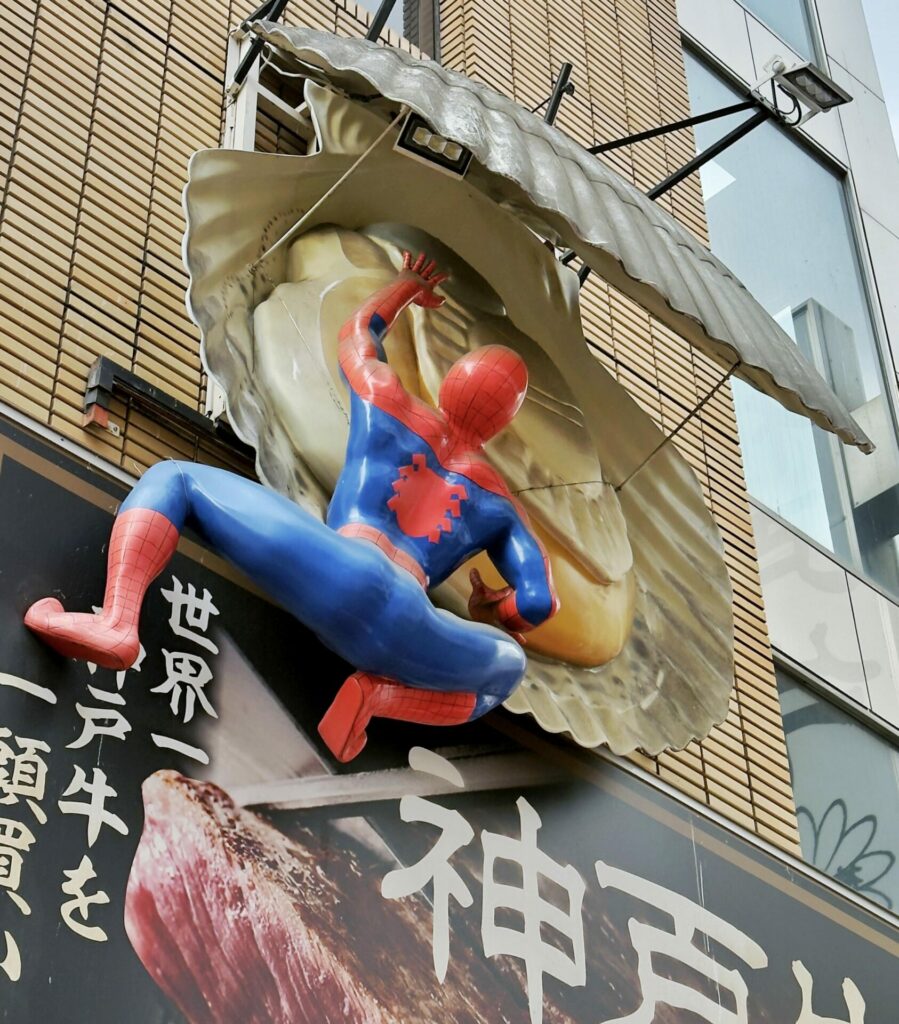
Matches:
[[778, 670, 899, 912], [684, 52, 899, 600], [740, 0, 816, 60]]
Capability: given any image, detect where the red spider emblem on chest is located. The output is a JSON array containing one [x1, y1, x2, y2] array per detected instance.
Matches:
[[387, 453, 468, 544]]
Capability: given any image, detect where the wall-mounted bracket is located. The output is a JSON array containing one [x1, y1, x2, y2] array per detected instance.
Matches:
[[532, 63, 575, 125], [365, 0, 401, 41], [227, 0, 289, 95], [588, 99, 759, 155], [83, 357, 255, 465]]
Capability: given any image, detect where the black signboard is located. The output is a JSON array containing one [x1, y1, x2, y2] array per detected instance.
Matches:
[[0, 415, 895, 1023]]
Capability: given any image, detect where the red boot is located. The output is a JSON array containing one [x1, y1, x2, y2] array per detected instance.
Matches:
[[318, 671, 477, 762], [24, 508, 179, 670]]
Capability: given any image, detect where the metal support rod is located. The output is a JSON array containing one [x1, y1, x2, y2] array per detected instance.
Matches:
[[615, 361, 741, 491], [544, 63, 574, 125], [646, 107, 771, 200], [366, 0, 400, 41], [589, 99, 759, 154], [240, 0, 281, 26], [572, 106, 771, 288], [231, 0, 289, 90]]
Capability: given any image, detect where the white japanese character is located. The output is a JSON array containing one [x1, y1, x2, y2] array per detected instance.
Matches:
[[0, 931, 20, 982], [793, 959, 866, 1023], [0, 673, 56, 705], [0, 818, 35, 895], [482, 797, 586, 1024], [60, 855, 109, 942], [67, 701, 131, 750], [382, 749, 474, 982], [161, 576, 219, 653], [0, 730, 49, 823], [595, 860, 768, 1024], [151, 650, 217, 724], [150, 734, 210, 765], [58, 766, 128, 847]]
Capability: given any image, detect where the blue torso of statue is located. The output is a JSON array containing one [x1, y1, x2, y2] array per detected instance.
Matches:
[[327, 392, 525, 589]]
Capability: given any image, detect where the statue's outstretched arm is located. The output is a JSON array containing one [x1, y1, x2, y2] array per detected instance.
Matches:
[[470, 507, 560, 643], [338, 252, 447, 397]]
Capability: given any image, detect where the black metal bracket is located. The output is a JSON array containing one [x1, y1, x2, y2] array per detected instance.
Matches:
[[365, 0, 401, 41], [230, 0, 290, 91], [544, 63, 575, 126], [589, 99, 759, 154], [83, 357, 255, 464], [568, 99, 772, 287], [532, 63, 576, 125], [645, 106, 771, 200]]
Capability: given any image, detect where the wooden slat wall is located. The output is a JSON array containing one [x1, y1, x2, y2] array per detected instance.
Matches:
[[0, 0, 244, 475], [0, 0, 409, 473], [0, 0, 799, 851], [440, 0, 800, 853]]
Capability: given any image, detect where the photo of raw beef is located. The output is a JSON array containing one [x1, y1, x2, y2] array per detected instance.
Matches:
[[125, 770, 530, 1024]]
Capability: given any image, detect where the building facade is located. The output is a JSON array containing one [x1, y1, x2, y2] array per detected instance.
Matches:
[[679, 0, 899, 913], [0, 0, 897, 1019]]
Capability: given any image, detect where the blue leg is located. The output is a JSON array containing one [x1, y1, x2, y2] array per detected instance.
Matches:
[[124, 462, 526, 710]]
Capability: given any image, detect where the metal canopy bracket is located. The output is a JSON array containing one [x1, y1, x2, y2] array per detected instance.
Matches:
[[365, 0, 401, 42], [544, 63, 575, 126], [571, 99, 772, 285], [589, 99, 759, 155], [228, 0, 289, 94], [532, 62, 575, 125], [588, 56, 852, 205], [575, 60, 851, 283], [646, 106, 771, 200]]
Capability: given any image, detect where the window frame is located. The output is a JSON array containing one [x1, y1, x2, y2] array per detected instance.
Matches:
[[776, 651, 899, 750], [682, 38, 899, 597], [403, 0, 441, 61], [775, 656, 899, 918], [599, 655, 899, 929], [733, 0, 824, 65]]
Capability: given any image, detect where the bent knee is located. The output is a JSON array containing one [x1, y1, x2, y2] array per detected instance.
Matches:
[[472, 643, 526, 719], [139, 460, 191, 494], [123, 459, 189, 522], [484, 635, 527, 701]]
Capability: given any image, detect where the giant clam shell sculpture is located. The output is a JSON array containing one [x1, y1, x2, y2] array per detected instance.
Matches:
[[182, 82, 733, 754]]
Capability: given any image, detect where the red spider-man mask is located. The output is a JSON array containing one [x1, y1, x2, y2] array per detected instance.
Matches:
[[438, 345, 528, 448]]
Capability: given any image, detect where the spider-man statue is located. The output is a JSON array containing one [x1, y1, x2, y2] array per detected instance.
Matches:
[[25, 253, 559, 761]]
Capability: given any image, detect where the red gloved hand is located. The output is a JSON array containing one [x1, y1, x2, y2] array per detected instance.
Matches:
[[400, 251, 449, 308], [468, 568, 527, 646]]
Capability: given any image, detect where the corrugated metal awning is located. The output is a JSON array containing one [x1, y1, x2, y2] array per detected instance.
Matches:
[[251, 21, 872, 453]]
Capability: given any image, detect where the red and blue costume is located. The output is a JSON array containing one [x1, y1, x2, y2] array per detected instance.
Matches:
[[25, 254, 559, 761]]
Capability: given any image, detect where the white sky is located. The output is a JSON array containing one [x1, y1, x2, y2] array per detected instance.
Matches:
[[860, 0, 899, 150], [359, 0, 404, 34]]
